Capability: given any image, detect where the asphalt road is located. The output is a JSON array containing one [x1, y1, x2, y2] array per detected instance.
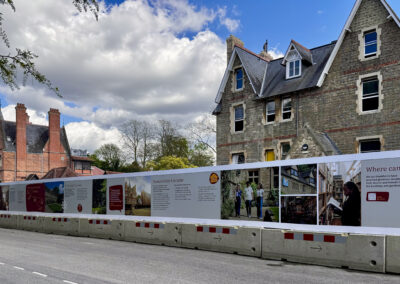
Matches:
[[0, 228, 398, 284]]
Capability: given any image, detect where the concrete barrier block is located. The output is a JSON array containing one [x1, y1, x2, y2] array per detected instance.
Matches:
[[181, 224, 261, 257], [261, 229, 385, 273], [386, 235, 400, 274], [17, 215, 45, 233], [0, 214, 18, 229], [43, 217, 80, 236], [78, 218, 124, 240], [123, 221, 181, 247]]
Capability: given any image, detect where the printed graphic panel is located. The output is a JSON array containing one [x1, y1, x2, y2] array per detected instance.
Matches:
[[92, 179, 107, 214], [107, 178, 125, 215], [0, 186, 9, 211], [9, 184, 26, 212], [64, 180, 93, 214], [362, 158, 400, 227], [318, 161, 361, 226], [44, 181, 64, 213], [152, 171, 220, 219], [281, 196, 317, 225], [26, 183, 45, 212], [281, 164, 317, 195], [221, 168, 279, 222], [125, 176, 151, 216]]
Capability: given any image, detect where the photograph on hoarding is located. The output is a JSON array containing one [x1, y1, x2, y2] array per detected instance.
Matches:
[[281, 196, 317, 224], [125, 176, 151, 216], [319, 161, 361, 226], [280, 164, 317, 195], [221, 167, 279, 221], [0, 186, 9, 211], [45, 181, 64, 213], [92, 179, 107, 214]]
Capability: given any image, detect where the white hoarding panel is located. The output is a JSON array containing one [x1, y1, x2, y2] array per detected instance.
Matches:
[[106, 178, 125, 215], [151, 171, 220, 219], [64, 180, 93, 214], [9, 184, 26, 212], [362, 158, 400, 227]]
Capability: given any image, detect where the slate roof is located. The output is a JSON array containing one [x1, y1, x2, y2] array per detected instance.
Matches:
[[259, 42, 335, 99], [1, 120, 70, 154], [290, 40, 313, 64], [235, 45, 267, 94]]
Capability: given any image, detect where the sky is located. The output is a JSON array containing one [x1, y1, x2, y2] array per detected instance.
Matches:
[[0, 0, 399, 154]]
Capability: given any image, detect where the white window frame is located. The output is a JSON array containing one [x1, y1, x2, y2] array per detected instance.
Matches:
[[362, 77, 379, 112], [286, 59, 301, 79], [231, 152, 245, 164], [234, 104, 244, 132], [356, 72, 383, 115], [281, 97, 292, 121], [278, 140, 292, 160], [234, 67, 244, 91], [266, 100, 276, 123], [364, 30, 377, 57], [356, 136, 383, 153], [358, 25, 381, 61]]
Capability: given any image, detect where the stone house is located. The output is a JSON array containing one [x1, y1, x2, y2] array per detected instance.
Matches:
[[213, 0, 400, 192], [0, 103, 92, 182]]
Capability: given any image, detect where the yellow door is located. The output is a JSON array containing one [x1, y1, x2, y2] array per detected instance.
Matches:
[[265, 150, 275, 161]]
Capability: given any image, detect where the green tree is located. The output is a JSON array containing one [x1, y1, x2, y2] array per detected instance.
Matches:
[[93, 143, 125, 171], [146, 156, 196, 171], [0, 0, 98, 96], [188, 143, 214, 167]]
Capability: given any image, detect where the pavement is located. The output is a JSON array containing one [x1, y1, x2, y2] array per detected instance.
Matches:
[[0, 228, 399, 284]]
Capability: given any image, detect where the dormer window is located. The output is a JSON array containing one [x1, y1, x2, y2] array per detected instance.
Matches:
[[234, 68, 243, 90], [287, 59, 301, 78], [282, 40, 312, 80]]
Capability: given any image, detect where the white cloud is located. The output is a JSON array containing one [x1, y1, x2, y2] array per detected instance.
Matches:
[[0, 0, 234, 150], [269, 47, 284, 59], [217, 7, 239, 32], [65, 121, 123, 154]]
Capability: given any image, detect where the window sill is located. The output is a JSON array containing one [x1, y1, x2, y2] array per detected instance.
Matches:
[[286, 74, 301, 80], [359, 109, 381, 115], [361, 54, 379, 61], [280, 118, 293, 123], [233, 87, 244, 93], [232, 130, 244, 134]]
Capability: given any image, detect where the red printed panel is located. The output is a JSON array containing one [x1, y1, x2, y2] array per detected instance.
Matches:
[[109, 185, 123, 211], [26, 184, 45, 212], [367, 192, 389, 202]]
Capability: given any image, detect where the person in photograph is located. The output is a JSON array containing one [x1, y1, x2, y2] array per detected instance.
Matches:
[[341, 181, 361, 226], [244, 181, 253, 218], [256, 184, 264, 219], [234, 184, 242, 217]]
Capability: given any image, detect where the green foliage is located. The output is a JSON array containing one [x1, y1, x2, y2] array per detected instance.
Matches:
[[118, 161, 143, 173], [188, 143, 214, 167], [93, 143, 125, 171], [147, 156, 196, 171], [221, 199, 234, 219], [48, 203, 63, 213]]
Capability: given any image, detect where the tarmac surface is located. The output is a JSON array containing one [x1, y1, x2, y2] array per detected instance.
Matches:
[[0, 228, 399, 283]]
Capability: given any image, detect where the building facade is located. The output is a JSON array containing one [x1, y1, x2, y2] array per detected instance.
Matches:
[[0, 103, 72, 182], [214, 0, 400, 166]]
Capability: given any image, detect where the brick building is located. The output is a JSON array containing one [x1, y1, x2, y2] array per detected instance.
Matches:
[[0, 103, 94, 182], [214, 0, 400, 166]]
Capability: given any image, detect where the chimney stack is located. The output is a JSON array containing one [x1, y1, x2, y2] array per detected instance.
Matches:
[[15, 103, 27, 178], [259, 40, 273, 62], [226, 35, 244, 66], [48, 108, 61, 169]]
